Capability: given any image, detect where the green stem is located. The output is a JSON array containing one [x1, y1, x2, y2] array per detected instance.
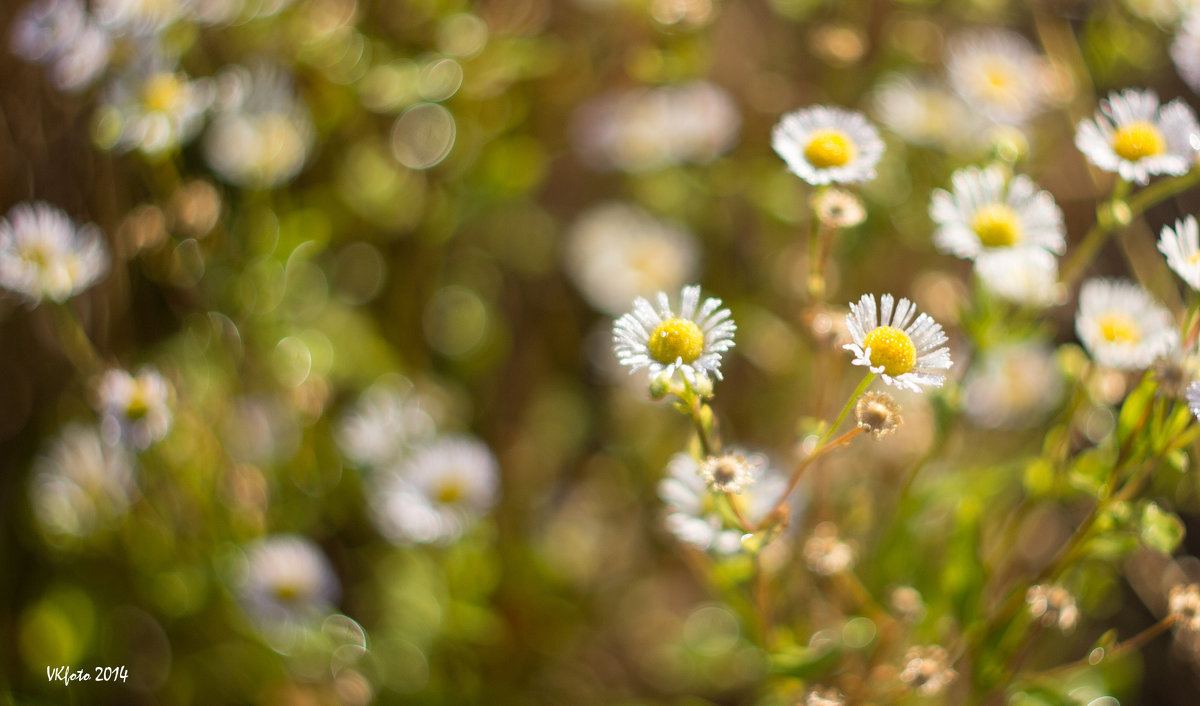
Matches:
[[820, 372, 876, 446], [49, 303, 104, 376], [1021, 616, 1173, 682]]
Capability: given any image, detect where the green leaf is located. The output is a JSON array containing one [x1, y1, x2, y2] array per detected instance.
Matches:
[[1140, 502, 1185, 555], [1116, 374, 1156, 445]]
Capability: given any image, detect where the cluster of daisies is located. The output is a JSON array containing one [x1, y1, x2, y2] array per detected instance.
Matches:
[[13, 0, 315, 188], [336, 378, 500, 546]]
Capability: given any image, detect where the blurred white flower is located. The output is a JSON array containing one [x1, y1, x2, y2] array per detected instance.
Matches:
[[95, 0, 183, 36], [572, 81, 739, 172], [237, 535, 340, 633], [804, 688, 845, 706], [96, 366, 173, 449], [371, 436, 500, 545], [843, 293, 952, 392], [899, 645, 957, 696], [1172, 10, 1200, 93], [336, 377, 439, 470], [658, 452, 786, 555], [772, 105, 884, 185], [930, 166, 1065, 260], [946, 29, 1047, 125], [10, 0, 111, 92], [1026, 583, 1080, 633], [612, 284, 736, 386], [871, 73, 977, 150], [563, 202, 699, 315], [1158, 215, 1200, 290], [30, 424, 136, 539], [102, 55, 214, 155], [803, 521, 856, 575], [1075, 89, 1200, 185], [812, 187, 866, 228], [1075, 278, 1178, 370], [974, 247, 1061, 307], [963, 342, 1064, 429], [204, 65, 315, 188], [1170, 583, 1200, 632], [0, 201, 109, 304]]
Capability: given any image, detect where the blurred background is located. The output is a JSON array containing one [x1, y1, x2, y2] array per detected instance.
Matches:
[[4, 0, 1200, 703]]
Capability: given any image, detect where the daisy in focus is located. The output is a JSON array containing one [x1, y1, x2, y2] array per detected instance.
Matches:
[[95, 367, 174, 449], [929, 166, 1066, 260], [1075, 278, 1178, 370], [1158, 215, 1200, 290], [843, 293, 952, 392], [945, 29, 1047, 125], [657, 452, 787, 555], [370, 436, 500, 545], [771, 105, 884, 185], [974, 247, 1061, 307], [0, 201, 109, 304], [236, 534, 340, 636], [1075, 89, 1200, 185], [612, 284, 736, 386]]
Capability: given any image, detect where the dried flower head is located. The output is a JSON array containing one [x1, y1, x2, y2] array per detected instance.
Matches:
[[697, 452, 764, 494], [899, 645, 957, 696], [855, 391, 903, 438], [1026, 584, 1080, 634], [812, 188, 866, 229], [804, 521, 856, 575], [891, 585, 926, 623], [803, 687, 845, 706], [1170, 583, 1200, 632]]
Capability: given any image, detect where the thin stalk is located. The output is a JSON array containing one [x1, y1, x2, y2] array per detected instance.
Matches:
[[1022, 617, 1173, 682]]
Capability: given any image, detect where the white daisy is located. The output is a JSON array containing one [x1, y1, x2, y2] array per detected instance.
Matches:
[[657, 452, 787, 555], [946, 29, 1048, 125], [95, 366, 173, 449], [870, 72, 978, 150], [371, 436, 500, 545], [697, 451, 765, 494], [612, 284, 736, 386], [336, 377, 439, 470], [1187, 381, 1200, 421], [1158, 215, 1200, 290], [1171, 10, 1200, 94], [974, 247, 1061, 307], [843, 293, 952, 392], [29, 424, 136, 540], [899, 645, 957, 696], [101, 56, 214, 155], [0, 201, 109, 304], [963, 342, 1064, 430], [1074, 89, 1200, 185], [236, 534, 340, 632], [10, 0, 86, 64], [930, 166, 1066, 259], [48, 22, 111, 93], [204, 64, 315, 188], [803, 521, 856, 575], [1075, 278, 1179, 370], [563, 202, 699, 315], [771, 105, 885, 185]]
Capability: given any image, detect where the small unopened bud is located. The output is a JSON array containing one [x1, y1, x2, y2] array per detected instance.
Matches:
[[648, 374, 672, 399]]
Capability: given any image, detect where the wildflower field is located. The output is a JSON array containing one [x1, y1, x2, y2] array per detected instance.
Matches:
[[10, 0, 1200, 704]]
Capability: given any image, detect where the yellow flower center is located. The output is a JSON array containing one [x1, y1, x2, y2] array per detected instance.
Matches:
[[142, 73, 184, 114], [1188, 252, 1200, 266], [435, 479, 465, 505], [273, 583, 303, 603], [804, 129, 856, 169], [970, 204, 1022, 248], [863, 326, 917, 377], [126, 391, 150, 421], [980, 61, 1017, 100], [1111, 121, 1165, 162], [648, 317, 705, 365], [1098, 313, 1140, 344]]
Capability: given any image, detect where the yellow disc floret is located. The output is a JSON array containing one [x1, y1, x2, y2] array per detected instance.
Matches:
[[863, 325, 917, 377], [970, 204, 1022, 248], [648, 317, 705, 365], [804, 130, 856, 169], [1111, 121, 1166, 162], [141, 73, 184, 114], [1098, 313, 1140, 344]]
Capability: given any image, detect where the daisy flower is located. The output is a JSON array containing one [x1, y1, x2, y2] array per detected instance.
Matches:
[[657, 452, 788, 555], [563, 202, 699, 315], [101, 56, 214, 156], [974, 247, 1061, 307], [843, 293, 952, 392], [29, 424, 136, 540], [612, 284, 736, 386], [236, 535, 340, 632], [370, 436, 500, 545], [336, 377, 439, 470], [871, 72, 977, 150], [1171, 10, 1200, 94], [946, 29, 1047, 125], [95, 367, 173, 449], [1075, 278, 1178, 370], [930, 166, 1066, 259], [771, 105, 884, 185], [0, 201, 109, 304], [963, 342, 1064, 430], [1074, 89, 1200, 185], [1158, 215, 1200, 290], [697, 451, 765, 494]]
